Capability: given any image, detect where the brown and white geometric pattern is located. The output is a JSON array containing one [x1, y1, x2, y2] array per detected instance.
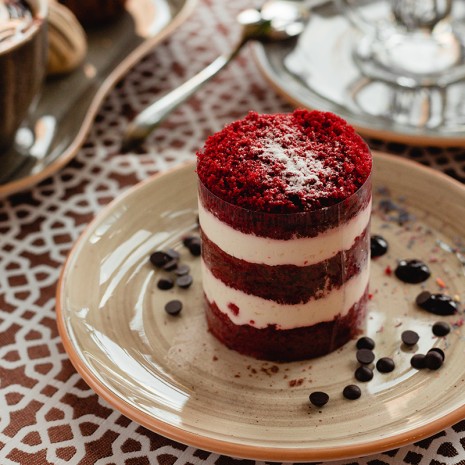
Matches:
[[1, 0, 465, 463]]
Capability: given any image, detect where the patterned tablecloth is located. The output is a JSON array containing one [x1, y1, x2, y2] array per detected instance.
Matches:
[[2, 0, 465, 464]]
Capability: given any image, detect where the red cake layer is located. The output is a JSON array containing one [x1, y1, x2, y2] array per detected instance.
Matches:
[[198, 163, 372, 240], [197, 109, 372, 214], [205, 288, 369, 362], [201, 228, 369, 304]]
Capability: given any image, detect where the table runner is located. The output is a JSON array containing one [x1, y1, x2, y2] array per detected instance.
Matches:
[[1, 0, 465, 463]]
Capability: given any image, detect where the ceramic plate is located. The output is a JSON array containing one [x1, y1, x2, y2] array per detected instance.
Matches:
[[0, 0, 196, 198], [253, 0, 465, 146], [56, 153, 465, 462]]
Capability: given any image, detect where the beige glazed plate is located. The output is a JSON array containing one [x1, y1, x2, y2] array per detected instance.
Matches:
[[56, 153, 465, 462], [0, 0, 196, 198]]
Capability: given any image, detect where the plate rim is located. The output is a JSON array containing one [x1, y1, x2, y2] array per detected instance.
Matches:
[[252, 39, 465, 147], [56, 153, 465, 462], [0, 0, 197, 199]]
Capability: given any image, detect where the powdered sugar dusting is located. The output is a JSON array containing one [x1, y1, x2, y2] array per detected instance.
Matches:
[[257, 125, 330, 194], [262, 140, 324, 193], [197, 110, 372, 213]]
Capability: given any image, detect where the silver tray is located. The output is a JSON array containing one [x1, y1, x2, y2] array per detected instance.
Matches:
[[254, 0, 465, 147], [0, 0, 196, 198]]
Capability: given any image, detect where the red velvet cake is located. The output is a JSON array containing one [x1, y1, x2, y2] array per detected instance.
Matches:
[[197, 109, 372, 361]]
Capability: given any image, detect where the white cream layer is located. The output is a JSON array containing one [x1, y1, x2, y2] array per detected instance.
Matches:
[[202, 260, 370, 330], [198, 199, 371, 266]]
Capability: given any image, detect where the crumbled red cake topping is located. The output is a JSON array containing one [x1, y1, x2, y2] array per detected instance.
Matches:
[[197, 109, 372, 213]]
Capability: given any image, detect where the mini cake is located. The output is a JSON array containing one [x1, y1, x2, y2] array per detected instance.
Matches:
[[197, 109, 372, 361]]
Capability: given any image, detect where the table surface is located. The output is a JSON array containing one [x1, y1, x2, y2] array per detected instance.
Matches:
[[2, 0, 465, 464]]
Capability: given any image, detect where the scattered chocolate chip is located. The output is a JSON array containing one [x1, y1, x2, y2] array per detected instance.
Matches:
[[432, 321, 451, 337], [370, 235, 389, 258], [401, 330, 419, 346], [395, 259, 431, 284], [174, 264, 190, 276], [309, 391, 329, 407], [157, 278, 174, 290], [191, 245, 201, 256], [149, 251, 169, 268], [343, 384, 361, 400], [425, 351, 443, 370], [416, 292, 458, 315], [165, 248, 180, 260], [356, 348, 375, 365], [176, 274, 193, 289], [356, 336, 375, 351], [163, 258, 179, 271], [165, 300, 183, 316], [416, 290, 432, 307], [410, 354, 426, 369], [376, 357, 395, 373], [187, 237, 201, 256], [355, 365, 373, 382], [182, 235, 196, 247], [427, 347, 445, 361]]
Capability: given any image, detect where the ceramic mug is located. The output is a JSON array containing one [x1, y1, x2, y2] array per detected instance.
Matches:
[[0, 0, 48, 154]]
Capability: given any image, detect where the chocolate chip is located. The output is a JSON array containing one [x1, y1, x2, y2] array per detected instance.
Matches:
[[343, 384, 361, 400], [370, 235, 388, 258], [309, 391, 329, 407], [149, 251, 169, 268], [157, 278, 174, 290], [174, 264, 191, 276], [395, 259, 431, 284], [165, 248, 180, 260], [163, 258, 179, 271], [165, 300, 183, 316], [410, 354, 426, 369], [356, 348, 375, 365], [425, 351, 443, 370], [176, 274, 193, 289], [182, 235, 197, 247], [401, 330, 419, 346], [356, 336, 375, 350], [416, 292, 458, 315], [188, 243, 201, 257], [186, 236, 201, 256], [427, 347, 445, 361], [354, 365, 373, 382], [432, 321, 451, 337], [416, 290, 432, 307], [376, 357, 395, 373]]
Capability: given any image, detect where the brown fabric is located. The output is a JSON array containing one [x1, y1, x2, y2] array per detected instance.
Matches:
[[1, 0, 465, 463]]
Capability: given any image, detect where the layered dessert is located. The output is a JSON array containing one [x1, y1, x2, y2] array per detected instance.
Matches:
[[197, 109, 372, 361]]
